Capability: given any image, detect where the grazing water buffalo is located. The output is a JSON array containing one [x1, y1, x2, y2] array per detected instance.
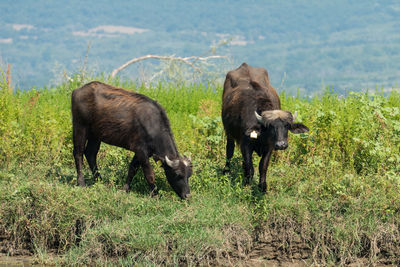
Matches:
[[71, 81, 192, 199], [222, 63, 309, 192]]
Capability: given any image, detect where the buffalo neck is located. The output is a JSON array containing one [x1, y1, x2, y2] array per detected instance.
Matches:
[[153, 130, 179, 160]]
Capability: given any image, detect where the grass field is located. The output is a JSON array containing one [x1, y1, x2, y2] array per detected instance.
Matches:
[[1, 71, 400, 266]]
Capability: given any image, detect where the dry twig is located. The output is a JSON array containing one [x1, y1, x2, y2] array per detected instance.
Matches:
[[110, 54, 227, 78], [6, 64, 13, 93]]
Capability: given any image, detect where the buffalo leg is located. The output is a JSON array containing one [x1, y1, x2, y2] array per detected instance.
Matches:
[[141, 159, 157, 194], [84, 138, 101, 182], [131, 152, 157, 195], [223, 137, 235, 174], [73, 124, 87, 186], [240, 142, 254, 185], [124, 155, 140, 192], [258, 148, 273, 192]]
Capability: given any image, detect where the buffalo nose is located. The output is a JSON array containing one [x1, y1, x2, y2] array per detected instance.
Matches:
[[275, 141, 288, 150]]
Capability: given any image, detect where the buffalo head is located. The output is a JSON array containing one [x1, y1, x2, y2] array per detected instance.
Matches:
[[255, 110, 309, 150], [163, 156, 192, 199]]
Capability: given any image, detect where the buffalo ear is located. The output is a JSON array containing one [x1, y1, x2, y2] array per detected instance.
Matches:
[[183, 156, 192, 167], [292, 111, 297, 121], [245, 128, 260, 138], [289, 123, 309, 134]]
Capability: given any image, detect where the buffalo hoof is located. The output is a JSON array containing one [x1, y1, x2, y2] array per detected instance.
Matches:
[[258, 182, 266, 193], [222, 167, 230, 174], [123, 184, 130, 193], [243, 177, 252, 186]]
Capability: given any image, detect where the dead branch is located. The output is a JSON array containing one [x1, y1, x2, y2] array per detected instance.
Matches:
[[277, 72, 287, 91], [82, 41, 91, 78], [110, 54, 227, 78], [6, 64, 13, 93]]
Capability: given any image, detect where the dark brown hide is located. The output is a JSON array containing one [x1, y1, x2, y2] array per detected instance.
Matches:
[[71, 81, 192, 199], [221, 63, 308, 192]]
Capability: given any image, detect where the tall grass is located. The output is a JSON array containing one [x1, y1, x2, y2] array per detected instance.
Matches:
[[0, 71, 399, 265]]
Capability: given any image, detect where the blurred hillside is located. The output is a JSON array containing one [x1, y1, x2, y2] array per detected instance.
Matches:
[[0, 0, 399, 93]]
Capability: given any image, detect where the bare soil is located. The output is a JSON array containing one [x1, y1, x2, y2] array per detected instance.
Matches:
[[0, 253, 35, 267], [228, 230, 399, 267], [1, 237, 398, 266]]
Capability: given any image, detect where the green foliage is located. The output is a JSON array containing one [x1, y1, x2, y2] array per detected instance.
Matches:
[[189, 115, 223, 156], [0, 73, 400, 265]]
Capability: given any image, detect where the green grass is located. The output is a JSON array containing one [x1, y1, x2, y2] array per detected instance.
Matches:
[[1, 72, 400, 266]]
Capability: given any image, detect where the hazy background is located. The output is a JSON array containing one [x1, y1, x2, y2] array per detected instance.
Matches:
[[1, 0, 399, 94]]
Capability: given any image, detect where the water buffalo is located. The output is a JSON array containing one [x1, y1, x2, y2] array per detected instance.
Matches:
[[71, 81, 192, 199], [222, 63, 309, 192]]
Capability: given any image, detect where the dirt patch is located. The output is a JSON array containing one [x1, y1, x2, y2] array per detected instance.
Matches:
[[0, 237, 36, 266], [0, 253, 35, 267], [245, 258, 308, 267], [224, 225, 400, 267], [234, 242, 398, 267], [1, 234, 398, 266], [245, 240, 310, 266]]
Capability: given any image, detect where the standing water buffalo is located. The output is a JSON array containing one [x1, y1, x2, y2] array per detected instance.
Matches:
[[222, 63, 309, 192], [71, 81, 192, 199]]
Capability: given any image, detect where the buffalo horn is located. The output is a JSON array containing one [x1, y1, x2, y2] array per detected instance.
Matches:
[[255, 111, 263, 124], [165, 156, 180, 168]]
